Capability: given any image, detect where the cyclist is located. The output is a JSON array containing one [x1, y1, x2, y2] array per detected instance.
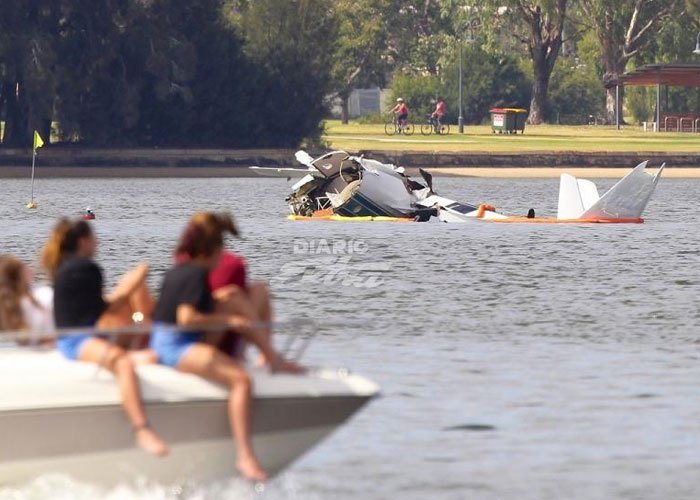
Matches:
[[390, 98, 409, 131], [431, 97, 446, 132]]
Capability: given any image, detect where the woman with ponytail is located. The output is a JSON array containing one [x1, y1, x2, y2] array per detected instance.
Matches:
[[40, 218, 168, 457], [151, 211, 302, 482]]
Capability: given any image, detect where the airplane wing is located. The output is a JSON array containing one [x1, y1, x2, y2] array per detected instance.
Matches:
[[248, 166, 319, 178]]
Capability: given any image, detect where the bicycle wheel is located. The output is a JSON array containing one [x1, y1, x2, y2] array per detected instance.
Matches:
[[403, 123, 415, 136], [438, 123, 450, 135], [384, 121, 397, 136], [421, 123, 433, 135]]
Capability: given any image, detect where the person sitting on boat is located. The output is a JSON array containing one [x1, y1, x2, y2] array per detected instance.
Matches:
[[0, 255, 54, 345], [150, 211, 303, 482], [40, 218, 168, 456], [390, 98, 409, 129], [208, 251, 276, 363]]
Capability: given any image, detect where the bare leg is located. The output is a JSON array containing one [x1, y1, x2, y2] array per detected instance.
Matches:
[[176, 343, 267, 482], [98, 273, 157, 363], [215, 283, 272, 363], [247, 282, 273, 365], [79, 337, 169, 456], [214, 293, 302, 373], [129, 280, 155, 319]]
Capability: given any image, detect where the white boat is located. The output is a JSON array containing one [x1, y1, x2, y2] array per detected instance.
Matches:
[[251, 151, 664, 224], [0, 348, 378, 487]]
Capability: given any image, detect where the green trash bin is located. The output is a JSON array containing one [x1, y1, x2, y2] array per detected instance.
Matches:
[[508, 108, 528, 134], [490, 108, 528, 134], [490, 108, 511, 134]]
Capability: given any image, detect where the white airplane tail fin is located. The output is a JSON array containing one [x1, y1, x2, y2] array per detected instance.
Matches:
[[577, 179, 600, 211], [557, 161, 664, 220], [581, 161, 664, 220], [557, 173, 589, 219]]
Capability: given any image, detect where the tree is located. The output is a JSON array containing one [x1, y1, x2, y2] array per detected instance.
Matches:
[[331, 1, 392, 124], [477, 1, 569, 124], [0, 0, 57, 146], [228, 0, 337, 146], [512, 0, 569, 124], [579, 0, 678, 124]]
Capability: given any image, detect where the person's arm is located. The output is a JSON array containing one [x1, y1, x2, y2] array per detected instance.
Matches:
[[104, 263, 148, 310], [176, 303, 278, 362], [212, 285, 244, 302]]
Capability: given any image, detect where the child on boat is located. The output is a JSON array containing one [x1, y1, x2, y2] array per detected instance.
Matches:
[[151, 211, 303, 482], [0, 255, 54, 344], [41, 218, 168, 456]]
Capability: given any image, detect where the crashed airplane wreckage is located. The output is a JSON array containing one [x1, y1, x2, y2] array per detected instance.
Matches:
[[249, 151, 664, 224]]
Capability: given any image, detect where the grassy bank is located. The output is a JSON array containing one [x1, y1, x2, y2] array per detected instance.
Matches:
[[323, 120, 700, 153]]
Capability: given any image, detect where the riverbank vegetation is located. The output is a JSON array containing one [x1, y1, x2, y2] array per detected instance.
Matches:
[[0, 1, 698, 148]]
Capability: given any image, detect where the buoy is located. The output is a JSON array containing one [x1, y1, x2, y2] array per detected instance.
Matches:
[[26, 202, 38, 209], [82, 208, 96, 220]]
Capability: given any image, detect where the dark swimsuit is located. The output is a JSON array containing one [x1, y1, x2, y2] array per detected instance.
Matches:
[[150, 262, 213, 367], [53, 257, 107, 360]]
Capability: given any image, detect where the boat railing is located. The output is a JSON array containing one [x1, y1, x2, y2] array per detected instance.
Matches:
[[315, 196, 332, 210], [0, 318, 322, 361]]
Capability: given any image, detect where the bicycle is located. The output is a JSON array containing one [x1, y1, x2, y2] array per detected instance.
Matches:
[[384, 114, 415, 136], [420, 115, 450, 136]]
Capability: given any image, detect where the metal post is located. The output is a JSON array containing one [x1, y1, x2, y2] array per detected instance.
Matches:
[[655, 77, 660, 133], [615, 85, 620, 130], [458, 42, 464, 134], [30, 150, 36, 202]]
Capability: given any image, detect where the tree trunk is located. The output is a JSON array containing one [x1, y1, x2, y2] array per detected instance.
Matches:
[[604, 83, 625, 125], [2, 80, 30, 147], [520, 2, 567, 125], [601, 47, 626, 125], [340, 94, 350, 125], [528, 68, 549, 125]]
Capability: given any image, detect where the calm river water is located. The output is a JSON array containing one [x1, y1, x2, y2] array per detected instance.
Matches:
[[1, 174, 699, 500]]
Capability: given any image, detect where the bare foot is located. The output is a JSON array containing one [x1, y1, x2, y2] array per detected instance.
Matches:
[[236, 455, 268, 482], [128, 349, 159, 365], [135, 427, 170, 457]]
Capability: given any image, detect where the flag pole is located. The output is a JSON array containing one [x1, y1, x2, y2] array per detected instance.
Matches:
[[30, 149, 36, 202], [27, 131, 42, 209], [26, 149, 38, 209]]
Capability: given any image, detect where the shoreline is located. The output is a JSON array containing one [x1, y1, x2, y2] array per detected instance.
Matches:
[[0, 147, 698, 178], [0, 165, 697, 179], [424, 167, 698, 178]]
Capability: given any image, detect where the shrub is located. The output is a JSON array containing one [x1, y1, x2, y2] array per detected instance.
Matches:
[[386, 47, 529, 125], [549, 62, 605, 121], [388, 74, 441, 121]]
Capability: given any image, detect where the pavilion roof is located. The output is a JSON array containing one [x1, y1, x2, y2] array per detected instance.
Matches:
[[607, 64, 700, 88]]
